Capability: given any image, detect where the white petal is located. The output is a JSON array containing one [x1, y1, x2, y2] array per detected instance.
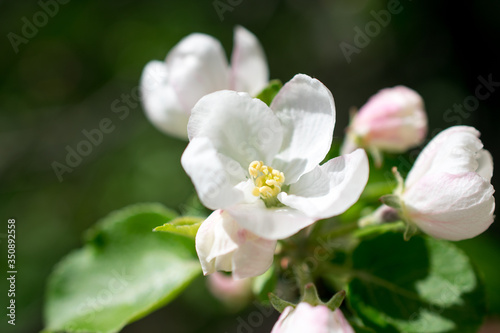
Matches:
[[196, 210, 276, 279], [230, 26, 269, 96], [405, 126, 480, 188], [195, 210, 238, 275], [188, 90, 284, 167], [232, 231, 276, 279], [226, 202, 316, 240], [403, 172, 495, 241], [279, 149, 369, 219], [166, 33, 230, 111], [181, 137, 247, 210], [477, 149, 494, 182], [140, 61, 189, 139], [271, 74, 336, 183]]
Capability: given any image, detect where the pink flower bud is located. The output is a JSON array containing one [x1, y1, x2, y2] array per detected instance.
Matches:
[[207, 272, 253, 309], [401, 126, 495, 240], [343, 86, 427, 154], [271, 303, 354, 333]]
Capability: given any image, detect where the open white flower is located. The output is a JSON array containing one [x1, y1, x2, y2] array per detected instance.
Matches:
[[196, 209, 276, 279], [380, 126, 495, 241], [271, 303, 354, 333], [182, 74, 369, 240], [342, 86, 427, 156], [140, 26, 268, 139]]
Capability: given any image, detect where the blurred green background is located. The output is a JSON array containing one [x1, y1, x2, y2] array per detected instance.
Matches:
[[0, 0, 499, 332]]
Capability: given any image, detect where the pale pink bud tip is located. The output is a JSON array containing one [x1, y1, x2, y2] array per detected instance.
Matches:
[[271, 302, 354, 333], [343, 85, 427, 154]]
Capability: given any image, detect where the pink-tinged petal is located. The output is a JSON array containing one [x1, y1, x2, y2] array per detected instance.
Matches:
[[140, 60, 189, 139], [165, 33, 230, 112], [331, 309, 355, 333], [231, 228, 276, 279], [196, 210, 238, 275], [279, 149, 369, 219], [403, 172, 495, 241], [181, 137, 247, 210], [226, 202, 316, 240], [188, 90, 284, 167], [405, 126, 480, 187], [282, 303, 331, 333], [271, 303, 354, 333], [207, 272, 253, 307], [477, 149, 494, 182], [196, 210, 276, 278], [350, 86, 427, 152], [271, 74, 336, 183], [230, 26, 269, 96], [271, 306, 294, 333]]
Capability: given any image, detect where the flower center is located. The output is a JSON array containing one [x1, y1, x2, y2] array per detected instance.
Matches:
[[248, 161, 285, 202]]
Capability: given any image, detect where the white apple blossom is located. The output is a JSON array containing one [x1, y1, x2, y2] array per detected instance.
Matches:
[[342, 86, 427, 156], [182, 74, 369, 240], [382, 126, 495, 241], [195, 209, 276, 279], [271, 303, 354, 333], [140, 26, 268, 139]]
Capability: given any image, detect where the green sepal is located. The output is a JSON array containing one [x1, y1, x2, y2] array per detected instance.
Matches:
[[268, 292, 296, 313], [301, 283, 322, 306], [380, 194, 401, 210], [326, 290, 346, 311], [403, 222, 419, 241], [154, 216, 204, 239]]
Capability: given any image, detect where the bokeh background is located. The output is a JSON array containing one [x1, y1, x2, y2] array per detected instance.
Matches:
[[1, 0, 499, 332]]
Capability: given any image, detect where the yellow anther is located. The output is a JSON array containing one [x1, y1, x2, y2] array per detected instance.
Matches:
[[259, 186, 274, 197], [248, 161, 285, 202], [248, 161, 262, 177], [255, 176, 265, 187]]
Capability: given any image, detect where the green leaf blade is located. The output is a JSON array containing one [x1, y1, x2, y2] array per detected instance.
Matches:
[[154, 216, 204, 238], [44, 203, 202, 333], [348, 232, 486, 333]]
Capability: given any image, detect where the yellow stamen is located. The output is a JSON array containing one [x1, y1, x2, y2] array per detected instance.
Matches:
[[248, 161, 286, 203]]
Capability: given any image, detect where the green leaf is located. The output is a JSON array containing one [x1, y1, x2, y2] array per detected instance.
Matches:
[[255, 79, 283, 106], [348, 232, 486, 333], [154, 216, 204, 238], [457, 234, 500, 315], [44, 203, 201, 333]]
